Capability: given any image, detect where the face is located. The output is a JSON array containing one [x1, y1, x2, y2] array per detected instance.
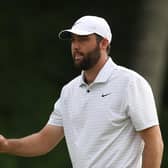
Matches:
[[71, 34, 101, 70]]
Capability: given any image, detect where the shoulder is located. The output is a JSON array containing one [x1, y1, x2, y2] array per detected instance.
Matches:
[[115, 65, 154, 98], [115, 65, 150, 85], [109, 64, 153, 94]]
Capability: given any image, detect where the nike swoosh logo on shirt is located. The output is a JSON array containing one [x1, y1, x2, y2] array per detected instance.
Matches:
[[101, 93, 112, 97]]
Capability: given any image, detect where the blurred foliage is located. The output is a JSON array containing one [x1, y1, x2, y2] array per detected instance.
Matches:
[[0, 0, 167, 167]]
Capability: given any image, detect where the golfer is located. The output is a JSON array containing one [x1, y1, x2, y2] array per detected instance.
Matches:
[[0, 15, 163, 168]]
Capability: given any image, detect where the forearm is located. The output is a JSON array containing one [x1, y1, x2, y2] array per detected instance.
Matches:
[[5, 133, 50, 157], [0, 125, 64, 157], [142, 141, 164, 168]]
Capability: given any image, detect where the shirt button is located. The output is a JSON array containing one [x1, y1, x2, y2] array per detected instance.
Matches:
[[87, 89, 90, 93]]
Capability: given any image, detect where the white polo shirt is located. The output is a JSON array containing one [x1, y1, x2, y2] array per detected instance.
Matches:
[[48, 57, 159, 168]]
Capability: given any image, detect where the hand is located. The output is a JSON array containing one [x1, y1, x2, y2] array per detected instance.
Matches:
[[0, 135, 8, 153]]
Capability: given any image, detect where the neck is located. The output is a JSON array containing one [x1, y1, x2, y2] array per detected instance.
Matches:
[[84, 55, 109, 85]]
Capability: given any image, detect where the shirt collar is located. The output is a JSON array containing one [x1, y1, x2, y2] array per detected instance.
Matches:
[[79, 57, 117, 87]]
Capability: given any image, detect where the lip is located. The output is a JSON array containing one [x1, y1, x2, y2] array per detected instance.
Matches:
[[73, 53, 83, 60], [75, 55, 82, 59]]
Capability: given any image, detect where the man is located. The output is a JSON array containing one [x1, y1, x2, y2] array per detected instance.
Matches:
[[0, 15, 164, 168]]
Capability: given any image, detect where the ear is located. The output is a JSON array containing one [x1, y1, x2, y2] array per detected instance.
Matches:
[[99, 38, 109, 50]]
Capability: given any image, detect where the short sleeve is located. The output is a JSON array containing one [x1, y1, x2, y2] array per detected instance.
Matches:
[[47, 89, 65, 127], [126, 75, 159, 131]]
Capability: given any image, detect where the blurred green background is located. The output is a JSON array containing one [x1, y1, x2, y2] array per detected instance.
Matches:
[[0, 0, 167, 167]]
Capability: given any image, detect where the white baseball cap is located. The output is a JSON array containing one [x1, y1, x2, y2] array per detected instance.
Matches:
[[58, 15, 112, 43]]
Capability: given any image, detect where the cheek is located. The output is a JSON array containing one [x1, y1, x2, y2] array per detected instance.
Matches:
[[71, 42, 76, 51], [71, 44, 73, 51], [71, 45, 75, 56]]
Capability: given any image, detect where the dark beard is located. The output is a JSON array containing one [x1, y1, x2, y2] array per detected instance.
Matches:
[[73, 45, 101, 71]]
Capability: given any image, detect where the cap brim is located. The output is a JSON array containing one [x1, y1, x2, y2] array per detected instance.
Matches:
[[58, 29, 94, 40]]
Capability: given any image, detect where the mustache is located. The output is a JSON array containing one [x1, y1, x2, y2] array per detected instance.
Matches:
[[72, 51, 84, 57]]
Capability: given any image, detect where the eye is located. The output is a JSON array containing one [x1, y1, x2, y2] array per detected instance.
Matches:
[[70, 38, 75, 42], [70, 35, 90, 43], [79, 36, 90, 42], [70, 36, 75, 41]]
